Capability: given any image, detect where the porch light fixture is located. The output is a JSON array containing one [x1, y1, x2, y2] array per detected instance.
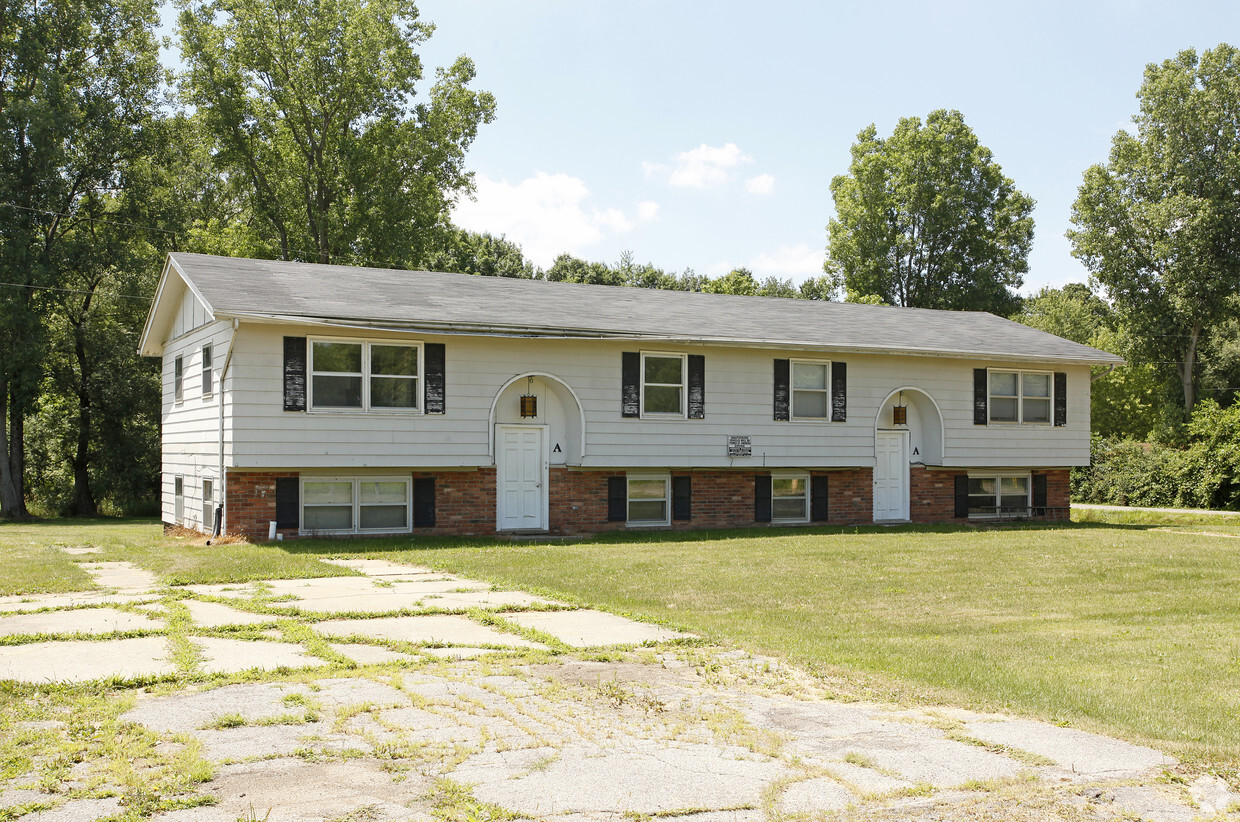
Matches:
[[520, 377, 537, 418], [892, 391, 907, 426]]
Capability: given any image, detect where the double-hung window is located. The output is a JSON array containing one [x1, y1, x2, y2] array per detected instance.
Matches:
[[627, 475, 670, 526], [202, 479, 214, 531], [202, 345, 213, 397], [173, 475, 184, 523], [302, 477, 411, 534], [771, 473, 810, 522], [173, 356, 184, 403], [309, 340, 420, 412], [967, 474, 1030, 518], [642, 353, 685, 416], [989, 370, 1051, 424], [791, 361, 830, 419]]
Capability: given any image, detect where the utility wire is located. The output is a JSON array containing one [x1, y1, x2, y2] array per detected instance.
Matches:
[[0, 281, 153, 301]]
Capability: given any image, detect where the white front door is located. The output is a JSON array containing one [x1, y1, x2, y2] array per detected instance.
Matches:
[[496, 425, 547, 531], [874, 430, 910, 521]]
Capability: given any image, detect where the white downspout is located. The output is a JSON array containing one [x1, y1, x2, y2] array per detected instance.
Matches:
[[209, 319, 239, 543]]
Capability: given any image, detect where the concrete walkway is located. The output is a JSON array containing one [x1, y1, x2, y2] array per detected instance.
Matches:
[[0, 555, 1234, 822]]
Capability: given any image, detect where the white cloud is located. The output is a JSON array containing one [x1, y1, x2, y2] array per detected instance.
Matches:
[[452, 172, 652, 267], [645, 142, 754, 188], [747, 243, 825, 277], [745, 174, 775, 195], [708, 243, 826, 280]]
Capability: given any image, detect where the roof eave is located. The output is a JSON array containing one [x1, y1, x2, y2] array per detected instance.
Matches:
[[216, 311, 1125, 367]]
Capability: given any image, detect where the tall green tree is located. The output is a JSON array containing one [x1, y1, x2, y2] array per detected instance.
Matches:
[[424, 228, 537, 278], [1069, 44, 1240, 417], [826, 109, 1035, 316], [0, 0, 163, 519], [177, 0, 496, 267]]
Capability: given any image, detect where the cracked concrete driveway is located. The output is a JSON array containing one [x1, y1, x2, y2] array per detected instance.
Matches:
[[0, 556, 1234, 821]]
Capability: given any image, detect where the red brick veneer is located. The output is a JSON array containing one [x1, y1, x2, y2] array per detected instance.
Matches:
[[910, 466, 1072, 522], [218, 465, 1071, 539]]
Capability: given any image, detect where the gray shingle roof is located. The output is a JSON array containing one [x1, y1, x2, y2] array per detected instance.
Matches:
[[162, 252, 1121, 364]]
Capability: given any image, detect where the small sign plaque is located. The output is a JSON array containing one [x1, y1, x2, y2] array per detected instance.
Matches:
[[727, 435, 752, 458]]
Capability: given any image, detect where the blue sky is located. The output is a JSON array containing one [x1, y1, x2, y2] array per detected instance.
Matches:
[[406, 0, 1239, 292]]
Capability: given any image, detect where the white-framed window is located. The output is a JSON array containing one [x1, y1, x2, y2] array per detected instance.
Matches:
[[173, 475, 184, 523], [173, 356, 184, 403], [967, 473, 1030, 518], [301, 477, 411, 534], [641, 352, 685, 417], [201, 344, 214, 397], [772, 472, 810, 523], [202, 478, 214, 531], [791, 360, 830, 419], [989, 370, 1052, 424], [309, 339, 421, 412], [627, 474, 670, 526]]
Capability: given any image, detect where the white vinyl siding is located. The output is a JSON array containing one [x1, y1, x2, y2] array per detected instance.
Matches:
[[309, 339, 420, 412], [791, 360, 830, 419], [627, 475, 669, 526], [301, 477, 411, 535], [222, 325, 1092, 470], [989, 369, 1052, 425], [771, 473, 809, 523], [641, 352, 685, 417], [160, 317, 236, 530]]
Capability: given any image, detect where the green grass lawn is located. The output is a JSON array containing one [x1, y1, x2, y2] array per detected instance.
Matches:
[[2, 514, 1237, 774]]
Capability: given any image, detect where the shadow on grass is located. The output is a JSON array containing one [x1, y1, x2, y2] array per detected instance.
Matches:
[[269, 516, 1161, 559]]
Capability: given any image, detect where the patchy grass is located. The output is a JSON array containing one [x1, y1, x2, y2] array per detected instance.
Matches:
[[1, 519, 354, 588], [317, 519, 1240, 771], [4, 516, 1239, 776]]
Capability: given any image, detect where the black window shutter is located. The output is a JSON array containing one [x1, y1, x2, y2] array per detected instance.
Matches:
[[621, 352, 640, 417], [687, 355, 705, 419], [283, 336, 307, 412], [1032, 473, 1047, 512], [1053, 372, 1067, 427], [672, 476, 692, 520], [607, 476, 627, 521], [954, 474, 969, 518], [773, 359, 790, 421], [424, 343, 446, 414], [830, 362, 847, 422], [973, 368, 988, 425], [275, 477, 300, 529], [811, 474, 829, 522], [755, 474, 772, 522], [413, 477, 436, 527]]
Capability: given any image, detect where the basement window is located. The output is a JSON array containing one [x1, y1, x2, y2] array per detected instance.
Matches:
[[967, 474, 1030, 518], [627, 475, 670, 526], [301, 478, 411, 535]]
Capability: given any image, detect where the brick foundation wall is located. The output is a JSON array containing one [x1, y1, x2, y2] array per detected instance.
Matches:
[[221, 465, 1073, 540], [909, 466, 1073, 523], [826, 468, 873, 525], [223, 470, 298, 541], [412, 468, 495, 535], [910, 465, 958, 523]]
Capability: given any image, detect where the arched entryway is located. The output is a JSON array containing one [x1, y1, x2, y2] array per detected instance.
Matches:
[[488, 373, 585, 531], [873, 387, 945, 521]]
